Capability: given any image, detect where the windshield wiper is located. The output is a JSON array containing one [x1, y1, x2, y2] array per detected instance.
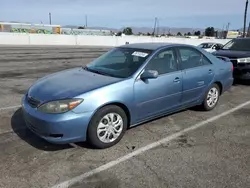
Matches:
[[82, 66, 111, 76]]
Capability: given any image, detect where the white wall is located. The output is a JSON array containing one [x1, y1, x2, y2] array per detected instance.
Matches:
[[0, 32, 231, 47], [76, 35, 117, 46], [30, 34, 76, 45], [0, 33, 30, 45]]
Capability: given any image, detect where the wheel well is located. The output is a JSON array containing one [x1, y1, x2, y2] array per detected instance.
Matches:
[[101, 102, 131, 127], [214, 81, 223, 95]]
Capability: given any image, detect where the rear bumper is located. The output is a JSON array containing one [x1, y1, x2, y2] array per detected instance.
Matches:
[[21, 95, 94, 144], [222, 77, 234, 93]]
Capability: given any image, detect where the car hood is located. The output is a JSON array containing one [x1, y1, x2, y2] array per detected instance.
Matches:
[[213, 50, 250, 58], [28, 67, 122, 102]]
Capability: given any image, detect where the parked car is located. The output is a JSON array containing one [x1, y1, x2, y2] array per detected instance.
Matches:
[[21, 43, 234, 149], [212, 38, 250, 80], [197, 42, 224, 53]]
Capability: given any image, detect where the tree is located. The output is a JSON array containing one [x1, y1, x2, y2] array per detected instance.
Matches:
[[187, 32, 191, 36], [194, 31, 201, 36], [205, 27, 215, 36], [123, 27, 133, 35], [78, 26, 85, 29], [177, 32, 182, 36], [116, 31, 122, 36]]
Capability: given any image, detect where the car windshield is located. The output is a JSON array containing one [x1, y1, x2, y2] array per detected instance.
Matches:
[[222, 39, 250, 51], [198, 43, 214, 49], [85, 47, 153, 78]]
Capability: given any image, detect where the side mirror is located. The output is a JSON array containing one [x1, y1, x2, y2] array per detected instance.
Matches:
[[140, 70, 158, 80]]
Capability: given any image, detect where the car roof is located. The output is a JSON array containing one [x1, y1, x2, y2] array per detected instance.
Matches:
[[234, 37, 250, 40], [119, 42, 192, 50], [200, 42, 213, 44], [200, 42, 218, 45]]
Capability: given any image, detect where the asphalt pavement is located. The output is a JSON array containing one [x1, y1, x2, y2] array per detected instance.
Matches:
[[0, 45, 249, 188]]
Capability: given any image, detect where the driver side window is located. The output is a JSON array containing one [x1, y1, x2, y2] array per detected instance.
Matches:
[[144, 48, 178, 75]]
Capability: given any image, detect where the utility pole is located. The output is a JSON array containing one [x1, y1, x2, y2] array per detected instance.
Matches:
[[85, 15, 88, 28], [152, 17, 157, 36], [49, 12, 52, 25], [156, 18, 160, 36], [247, 22, 250, 37], [221, 24, 225, 38], [243, 0, 249, 37], [223, 22, 230, 39], [226, 22, 230, 32]]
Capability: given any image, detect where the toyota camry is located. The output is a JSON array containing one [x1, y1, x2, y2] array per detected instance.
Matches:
[[22, 43, 234, 149]]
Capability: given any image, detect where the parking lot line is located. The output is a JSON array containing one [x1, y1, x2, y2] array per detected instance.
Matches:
[[51, 100, 250, 188], [0, 105, 21, 112]]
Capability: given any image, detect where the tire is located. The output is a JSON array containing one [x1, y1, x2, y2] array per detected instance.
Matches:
[[87, 105, 128, 149], [201, 83, 220, 111]]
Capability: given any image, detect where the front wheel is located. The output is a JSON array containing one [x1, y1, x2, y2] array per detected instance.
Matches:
[[202, 84, 220, 111], [87, 105, 128, 149]]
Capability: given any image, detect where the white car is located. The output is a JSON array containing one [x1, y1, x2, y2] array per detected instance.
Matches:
[[197, 42, 224, 53]]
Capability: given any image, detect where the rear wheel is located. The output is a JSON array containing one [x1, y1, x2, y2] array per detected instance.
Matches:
[[202, 83, 220, 111], [87, 105, 128, 149]]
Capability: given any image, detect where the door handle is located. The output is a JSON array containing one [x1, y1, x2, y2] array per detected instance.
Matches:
[[208, 69, 213, 74], [173, 77, 180, 82]]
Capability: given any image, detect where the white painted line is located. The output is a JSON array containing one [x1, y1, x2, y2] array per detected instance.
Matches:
[[51, 100, 250, 188], [0, 105, 21, 112]]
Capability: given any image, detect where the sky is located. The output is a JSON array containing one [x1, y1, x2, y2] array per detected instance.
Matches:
[[1, 0, 249, 29]]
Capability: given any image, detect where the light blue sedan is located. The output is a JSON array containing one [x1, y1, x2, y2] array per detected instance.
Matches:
[[21, 43, 234, 149]]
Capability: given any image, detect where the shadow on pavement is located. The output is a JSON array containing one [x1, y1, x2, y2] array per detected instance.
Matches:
[[11, 108, 74, 151], [233, 79, 250, 86], [128, 109, 188, 130]]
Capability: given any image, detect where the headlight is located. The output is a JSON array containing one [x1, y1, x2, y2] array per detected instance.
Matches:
[[38, 98, 83, 114], [237, 57, 250, 63]]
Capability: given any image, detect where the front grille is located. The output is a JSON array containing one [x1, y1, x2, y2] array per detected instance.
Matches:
[[238, 63, 246, 67], [27, 96, 40, 108], [242, 69, 250, 74]]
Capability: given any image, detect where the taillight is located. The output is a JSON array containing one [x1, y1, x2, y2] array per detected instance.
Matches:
[[232, 65, 234, 71]]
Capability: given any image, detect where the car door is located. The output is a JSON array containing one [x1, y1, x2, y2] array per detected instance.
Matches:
[[176, 46, 214, 106], [134, 47, 183, 121]]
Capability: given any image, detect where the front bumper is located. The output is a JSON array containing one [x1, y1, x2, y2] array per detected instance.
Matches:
[[21, 96, 94, 144], [234, 63, 250, 80]]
